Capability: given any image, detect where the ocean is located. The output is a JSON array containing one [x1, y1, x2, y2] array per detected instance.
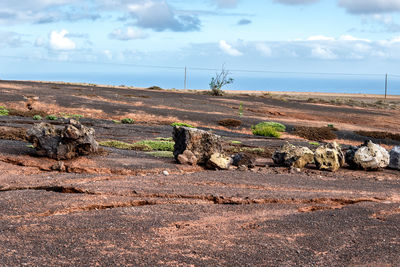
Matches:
[[3, 70, 400, 95]]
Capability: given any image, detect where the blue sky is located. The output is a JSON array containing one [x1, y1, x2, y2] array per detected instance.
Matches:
[[1, 0, 400, 80]]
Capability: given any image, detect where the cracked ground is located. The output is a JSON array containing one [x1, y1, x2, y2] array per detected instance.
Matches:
[[0, 80, 400, 266]]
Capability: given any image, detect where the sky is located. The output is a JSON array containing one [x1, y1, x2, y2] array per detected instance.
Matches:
[[1, 0, 400, 83]]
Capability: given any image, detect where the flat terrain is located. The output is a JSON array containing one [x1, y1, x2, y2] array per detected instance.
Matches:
[[0, 80, 399, 266]]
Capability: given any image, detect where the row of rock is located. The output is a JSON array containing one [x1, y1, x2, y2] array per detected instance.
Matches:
[[273, 140, 400, 171]]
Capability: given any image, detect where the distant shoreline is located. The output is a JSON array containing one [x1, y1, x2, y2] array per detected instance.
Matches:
[[1, 79, 399, 100]]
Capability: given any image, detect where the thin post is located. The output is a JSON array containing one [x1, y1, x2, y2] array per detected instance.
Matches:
[[385, 73, 388, 99], [184, 66, 187, 90]]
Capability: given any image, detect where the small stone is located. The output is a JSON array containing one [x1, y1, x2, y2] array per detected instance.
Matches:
[[207, 153, 233, 170], [232, 153, 255, 168], [238, 165, 248, 171], [162, 170, 169, 176], [51, 161, 65, 172]]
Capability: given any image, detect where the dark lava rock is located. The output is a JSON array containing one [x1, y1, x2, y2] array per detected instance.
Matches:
[[173, 126, 223, 165], [389, 146, 400, 170], [26, 119, 98, 160], [231, 153, 255, 168]]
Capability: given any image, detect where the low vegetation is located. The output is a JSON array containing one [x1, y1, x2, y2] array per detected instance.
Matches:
[[0, 106, 9, 116], [121, 118, 134, 124], [209, 65, 234, 96], [46, 115, 58, 120], [59, 113, 83, 120], [251, 121, 286, 138], [99, 139, 174, 152], [171, 122, 194, 128], [33, 115, 42, 120]]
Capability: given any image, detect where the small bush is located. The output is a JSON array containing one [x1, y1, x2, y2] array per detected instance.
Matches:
[[252, 126, 281, 138], [218, 119, 242, 127], [59, 113, 83, 119], [33, 115, 42, 120], [121, 118, 134, 124], [46, 115, 58, 120], [0, 106, 9, 116], [171, 122, 194, 128], [252, 122, 286, 133]]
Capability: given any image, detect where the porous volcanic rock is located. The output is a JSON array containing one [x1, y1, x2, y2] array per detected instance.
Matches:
[[345, 140, 389, 170], [26, 119, 98, 160], [207, 153, 233, 170], [232, 153, 255, 168], [389, 146, 400, 170], [177, 150, 198, 166], [173, 126, 223, 165], [273, 142, 314, 168], [314, 142, 345, 172]]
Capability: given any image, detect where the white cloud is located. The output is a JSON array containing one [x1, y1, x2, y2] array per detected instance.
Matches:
[[339, 0, 400, 14], [103, 50, 112, 60], [219, 40, 243, 56], [311, 46, 337, 59], [339, 35, 371, 42], [307, 35, 335, 41], [256, 43, 272, 56], [49, 29, 76, 50], [109, 27, 147, 40]]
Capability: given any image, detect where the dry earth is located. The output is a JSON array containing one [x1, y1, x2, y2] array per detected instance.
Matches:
[[0, 80, 399, 266]]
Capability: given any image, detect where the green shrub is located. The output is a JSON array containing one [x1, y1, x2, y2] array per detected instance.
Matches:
[[33, 115, 42, 120], [252, 126, 281, 138], [112, 120, 121, 124], [121, 118, 134, 124], [0, 106, 9, 116], [46, 115, 58, 120], [59, 113, 83, 119], [170, 122, 194, 128], [309, 142, 320, 146], [251, 122, 286, 136]]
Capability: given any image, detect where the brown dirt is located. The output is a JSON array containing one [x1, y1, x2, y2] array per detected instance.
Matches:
[[293, 126, 337, 141], [0, 126, 27, 141], [218, 118, 242, 127], [356, 130, 400, 142]]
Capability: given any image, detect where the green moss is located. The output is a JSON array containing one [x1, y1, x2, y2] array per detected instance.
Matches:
[[99, 140, 151, 151], [112, 120, 121, 124], [231, 140, 242, 144], [145, 151, 174, 158], [135, 140, 174, 151], [46, 115, 58, 120], [121, 118, 134, 124], [0, 106, 9, 116], [59, 113, 83, 119], [309, 142, 320, 146], [99, 139, 175, 152], [33, 115, 42, 120], [170, 122, 194, 128]]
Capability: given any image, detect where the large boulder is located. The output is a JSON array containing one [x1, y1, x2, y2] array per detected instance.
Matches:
[[389, 146, 400, 170], [314, 142, 345, 172], [273, 142, 314, 168], [173, 126, 223, 165], [345, 140, 389, 170], [26, 119, 98, 160]]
